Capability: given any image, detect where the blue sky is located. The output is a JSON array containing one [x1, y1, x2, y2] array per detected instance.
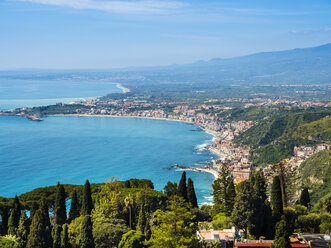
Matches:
[[0, 0, 331, 69]]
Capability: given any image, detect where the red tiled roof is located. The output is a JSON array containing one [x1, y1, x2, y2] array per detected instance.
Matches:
[[236, 244, 308, 248]]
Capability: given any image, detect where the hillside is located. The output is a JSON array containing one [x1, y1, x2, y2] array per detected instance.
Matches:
[[299, 150, 331, 203], [234, 111, 331, 166]]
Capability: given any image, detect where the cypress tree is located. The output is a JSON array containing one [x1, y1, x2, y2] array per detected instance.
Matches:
[[212, 166, 236, 216], [30, 201, 39, 220], [299, 188, 310, 209], [68, 190, 80, 222], [27, 207, 53, 248], [187, 178, 198, 208], [271, 176, 283, 223], [81, 180, 93, 216], [271, 219, 291, 248], [61, 224, 70, 248], [17, 211, 30, 248], [53, 225, 62, 248], [55, 182, 67, 225], [144, 219, 151, 241], [137, 204, 146, 232], [80, 215, 94, 248], [178, 172, 188, 201], [8, 195, 21, 235]]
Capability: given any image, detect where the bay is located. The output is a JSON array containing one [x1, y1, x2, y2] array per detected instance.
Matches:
[[0, 116, 216, 204]]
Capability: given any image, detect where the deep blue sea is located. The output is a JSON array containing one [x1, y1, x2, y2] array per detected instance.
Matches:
[[0, 79, 216, 204], [0, 116, 216, 204]]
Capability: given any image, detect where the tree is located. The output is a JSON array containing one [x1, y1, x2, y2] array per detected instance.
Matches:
[[68, 191, 80, 222], [124, 194, 134, 229], [163, 182, 177, 197], [97, 178, 122, 218], [212, 166, 236, 216], [148, 196, 199, 248], [27, 208, 53, 248], [187, 178, 198, 208], [8, 195, 21, 236], [144, 219, 151, 241], [81, 180, 93, 216], [16, 212, 29, 248], [29, 202, 39, 220], [299, 188, 310, 210], [55, 182, 67, 225], [231, 181, 253, 238], [178, 172, 188, 201], [271, 176, 283, 223], [271, 219, 291, 248], [297, 213, 321, 233], [137, 204, 146, 233], [53, 225, 62, 248], [80, 215, 94, 248], [249, 171, 274, 239], [61, 224, 70, 248], [118, 230, 145, 248], [322, 194, 331, 213]]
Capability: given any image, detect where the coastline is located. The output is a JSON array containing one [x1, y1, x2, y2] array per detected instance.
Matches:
[[116, 83, 131, 93]]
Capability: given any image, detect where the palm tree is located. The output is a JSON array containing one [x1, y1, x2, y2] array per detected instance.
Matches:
[[124, 194, 134, 228]]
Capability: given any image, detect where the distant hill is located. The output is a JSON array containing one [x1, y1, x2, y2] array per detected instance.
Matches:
[[299, 150, 331, 203], [234, 111, 331, 166], [159, 43, 331, 84]]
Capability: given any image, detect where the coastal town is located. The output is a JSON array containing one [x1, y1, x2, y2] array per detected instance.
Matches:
[[1, 90, 329, 185]]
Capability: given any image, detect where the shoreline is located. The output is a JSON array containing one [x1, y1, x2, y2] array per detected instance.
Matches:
[[116, 83, 131, 93]]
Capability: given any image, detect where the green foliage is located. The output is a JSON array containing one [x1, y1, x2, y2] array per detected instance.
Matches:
[[299, 150, 331, 203], [137, 204, 146, 233], [297, 213, 321, 233], [211, 213, 232, 230], [187, 178, 198, 208], [322, 194, 331, 213], [81, 180, 93, 216], [7, 195, 21, 236], [118, 230, 145, 248], [299, 188, 311, 209], [271, 176, 283, 223], [16, 212, 29, 248], [68, 191, 80, 223], [319, 213, 331, 234], [79, 216, 94, 248], [27, 207, 53, 248], [148, 196, 199, 248], [163, 181, 177, 197], [271, 219, 291, 248], [231, 181, 253, 238], [0, 235, 19, 248], [55, 183, 67, 225], [178, 172, 188, 201], [52, 225, 62, 248], [212, 166, 236, 216], [61, 224, 70, 248]]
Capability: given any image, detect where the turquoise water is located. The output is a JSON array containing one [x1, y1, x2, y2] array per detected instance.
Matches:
[[0, 79, 122, 110], [0, 116, 216, 204]]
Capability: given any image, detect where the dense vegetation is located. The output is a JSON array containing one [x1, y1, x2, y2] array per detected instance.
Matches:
[[299, 150, 331, 203], [234, 111, 331, 166]]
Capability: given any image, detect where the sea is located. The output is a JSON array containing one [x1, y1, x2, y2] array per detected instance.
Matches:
[[0, 79, 216, 205]]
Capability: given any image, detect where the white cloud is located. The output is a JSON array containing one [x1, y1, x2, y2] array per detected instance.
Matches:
[[15, 0, 188, 14]]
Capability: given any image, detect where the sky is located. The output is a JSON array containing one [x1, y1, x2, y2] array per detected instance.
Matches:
[[0, 0, 331, 69]]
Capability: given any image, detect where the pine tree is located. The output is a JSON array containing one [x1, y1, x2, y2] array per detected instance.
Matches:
[[53, 225, 62, 248], [212, 165, 236, 216], [187, 178, 198, 208], [61, 224, 70, 248], [231, 180, 253, 238], [68, 190, 80, 222], [16, 211, 30, 248], [8, 195, 21, 235], [178, 172, 188, 201], [271, 176, 283, 223], [137, 204, 146, 232], [80, 215, 94, 248], [55, 182, 67, 225], [27, 207, 53, 248], [29, 201, 39, 220], [299, 188, 310, 209], [81, 180, 93, 216]]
